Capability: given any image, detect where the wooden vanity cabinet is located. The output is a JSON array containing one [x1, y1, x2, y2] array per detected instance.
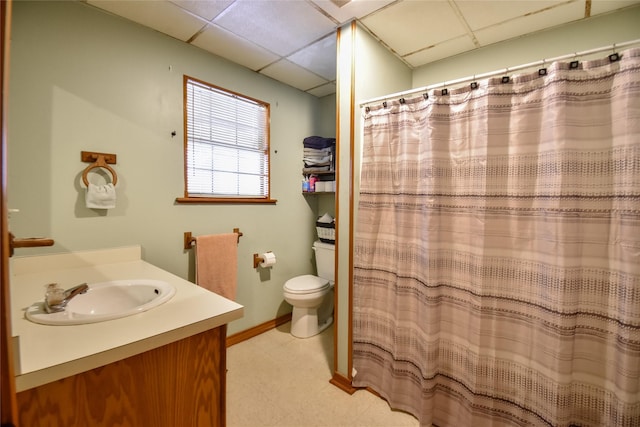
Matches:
[[16, 326, 227, 427]]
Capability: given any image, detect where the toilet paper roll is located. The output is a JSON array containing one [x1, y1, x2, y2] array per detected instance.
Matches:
[[260, 252, 276, 268]]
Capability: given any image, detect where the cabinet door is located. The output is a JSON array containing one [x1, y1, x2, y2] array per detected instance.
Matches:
[[17, 326, 227, 427]]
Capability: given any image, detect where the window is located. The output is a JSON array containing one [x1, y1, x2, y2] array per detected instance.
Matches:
[[177, 76, 275, 204]]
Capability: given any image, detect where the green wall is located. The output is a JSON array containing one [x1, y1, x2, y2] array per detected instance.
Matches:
[[7, 1, 333, 335]]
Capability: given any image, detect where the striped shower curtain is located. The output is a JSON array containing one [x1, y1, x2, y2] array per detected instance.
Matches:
[[353, 48, 640, 426]]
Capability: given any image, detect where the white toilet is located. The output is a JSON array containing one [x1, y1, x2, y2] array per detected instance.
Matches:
[[283, 240, 335, 338]]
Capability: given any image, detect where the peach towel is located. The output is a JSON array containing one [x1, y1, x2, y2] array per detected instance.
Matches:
[[195, 233, 238, 300]]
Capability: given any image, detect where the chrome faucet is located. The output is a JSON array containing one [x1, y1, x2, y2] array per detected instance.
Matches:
[[44, 283, 89, 313]]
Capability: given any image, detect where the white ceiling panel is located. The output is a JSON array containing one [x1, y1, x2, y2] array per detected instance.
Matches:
[[590, 0, 640, 14], [84, 0, 640, 97], [361, 0, 468, 56], [474, 1, 585, 46], [310, 0, 396, 23], [307, 82, 337, 98], [191, 24, 279, 71], [288, 34, 337, 81], [403, 35, 476, 68], [170, 0, 235, 21], [213, 0, 336, 56], [455, 1, 566, 31], [260, 59, 329, 91], [87, 0, 206, 42]]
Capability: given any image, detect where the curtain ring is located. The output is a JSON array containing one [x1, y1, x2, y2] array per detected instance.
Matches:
[[570, 53, 579, 69], [501, 68, 510, 84], [609, 43, 620, 62], [538, 60, 547, 76]]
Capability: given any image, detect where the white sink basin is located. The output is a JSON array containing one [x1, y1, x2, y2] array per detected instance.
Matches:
[[26, 279, 176, 325]]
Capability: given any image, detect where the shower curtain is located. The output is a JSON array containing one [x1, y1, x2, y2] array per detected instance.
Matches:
[[353, 48, 640, 427]]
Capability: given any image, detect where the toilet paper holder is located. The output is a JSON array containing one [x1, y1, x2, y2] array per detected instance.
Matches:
[[253, 252, 274, 268]]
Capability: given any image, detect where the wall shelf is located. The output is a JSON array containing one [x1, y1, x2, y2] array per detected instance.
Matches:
[[302, 170, 335, 177], [302, 170, 335, 194]]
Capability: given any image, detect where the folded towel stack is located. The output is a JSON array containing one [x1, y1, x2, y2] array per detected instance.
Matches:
[[303, 136, 335, 174]]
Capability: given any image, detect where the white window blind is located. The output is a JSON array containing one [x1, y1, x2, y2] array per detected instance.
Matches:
[[185, 76, 269, 199]]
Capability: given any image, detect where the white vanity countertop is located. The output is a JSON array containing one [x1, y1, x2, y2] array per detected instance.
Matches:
[[10, 245, 244, 392]]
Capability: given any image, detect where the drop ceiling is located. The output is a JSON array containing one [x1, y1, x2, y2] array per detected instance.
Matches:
[[84, 0, 639, 97]]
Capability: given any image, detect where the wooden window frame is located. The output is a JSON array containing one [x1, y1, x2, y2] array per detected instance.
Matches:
[[176, 75, 277, 204]]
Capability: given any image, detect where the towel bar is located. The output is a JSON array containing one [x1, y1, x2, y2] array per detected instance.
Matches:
[[81, 151, 118, 186], [184, 228, 243, 249]]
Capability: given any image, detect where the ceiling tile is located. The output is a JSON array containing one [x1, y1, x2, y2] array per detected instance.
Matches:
[[213, 0, 336, 56], [190, 24, 279, 71], [260, 59, 329, 91], [474, 1, 585, 46], [361, 0, 468, 56], [310, 0, 396, 24], [307, 82, 337, 98], [454, 1, 566, 31], [85, 0, 640, 97], [403, 35, 476, 68], [87, 0, 206, 41], [288, 34, 337, 80], [590, 0, 640, 15], [170, 0, 235, 21]]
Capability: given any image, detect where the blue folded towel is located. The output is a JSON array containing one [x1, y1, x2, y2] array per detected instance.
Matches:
[[303, 136, 335, 149]]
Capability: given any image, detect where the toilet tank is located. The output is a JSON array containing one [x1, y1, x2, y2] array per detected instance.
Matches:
[[313, 240, 335, 282]]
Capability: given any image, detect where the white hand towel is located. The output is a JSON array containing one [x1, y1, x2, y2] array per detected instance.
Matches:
[[86, 183, 116, 209]]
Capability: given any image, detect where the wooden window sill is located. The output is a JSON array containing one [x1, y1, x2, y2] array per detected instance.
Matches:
[[175, 197, 277, 204]]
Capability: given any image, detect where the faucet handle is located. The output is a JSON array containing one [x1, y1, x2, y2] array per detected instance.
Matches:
[[43, 283, 88, 314], [45, 283, 65, 306]]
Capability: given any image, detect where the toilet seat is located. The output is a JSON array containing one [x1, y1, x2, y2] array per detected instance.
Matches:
[[284, 275, 329, 295]]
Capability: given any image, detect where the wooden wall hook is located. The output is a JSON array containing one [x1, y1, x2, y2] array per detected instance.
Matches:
[[81, 151, 117, 164]]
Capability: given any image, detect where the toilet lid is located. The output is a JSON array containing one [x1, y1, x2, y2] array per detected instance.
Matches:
[[284, 275, 330, 294]]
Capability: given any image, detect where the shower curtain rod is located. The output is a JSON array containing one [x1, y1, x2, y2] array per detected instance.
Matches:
[[359, 38, 640, 108]]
